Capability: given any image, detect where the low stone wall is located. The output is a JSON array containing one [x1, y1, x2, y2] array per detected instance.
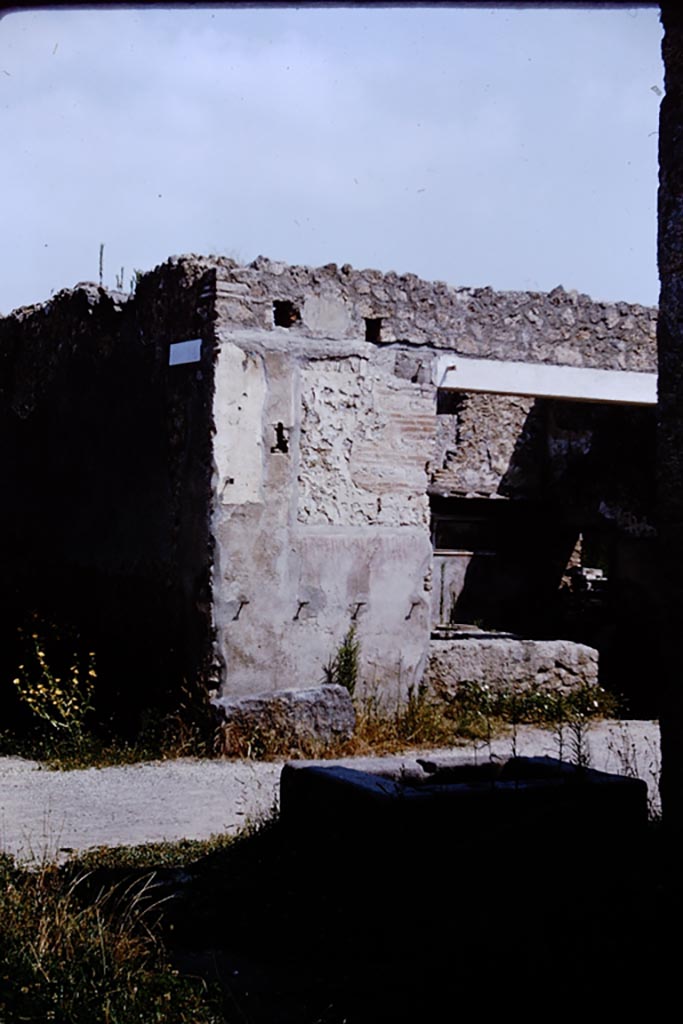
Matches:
[[425, 637, 599, 697]]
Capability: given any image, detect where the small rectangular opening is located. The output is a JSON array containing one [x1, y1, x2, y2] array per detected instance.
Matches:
[[365, 317, 383, 343], [270, 422, 289, 454], [273, 300, 301, 328]]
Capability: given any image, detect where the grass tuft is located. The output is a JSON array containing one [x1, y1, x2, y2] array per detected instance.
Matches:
[[0, 852, 223, 1023]]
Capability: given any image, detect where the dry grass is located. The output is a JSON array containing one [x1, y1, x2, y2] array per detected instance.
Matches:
[[213, 680, 618, 763], [0, 853, 223, 1023], [342, 683, 484, 756], [333, 679, 617, 759]]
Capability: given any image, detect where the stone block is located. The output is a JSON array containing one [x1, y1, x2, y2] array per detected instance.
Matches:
[[280, 755, 648, 890], [212, 684, 355, 756], [425, 637, 599, 697]]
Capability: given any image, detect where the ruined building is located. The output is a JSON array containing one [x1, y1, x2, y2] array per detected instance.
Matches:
[[0, 255, 658, 724]]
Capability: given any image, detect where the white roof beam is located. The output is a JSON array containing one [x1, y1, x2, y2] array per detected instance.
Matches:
[[434, 355, 657, 407]]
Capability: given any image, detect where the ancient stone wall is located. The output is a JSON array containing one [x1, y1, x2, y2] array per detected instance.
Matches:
[[431, 392, 542, 498], [210, 327, 434, 697], [430, 390, 656, 522], [207, 254, 657, 700], [0, 258, 217, 723], [0, 251, 660, 713], [211, 255, 657, 370]]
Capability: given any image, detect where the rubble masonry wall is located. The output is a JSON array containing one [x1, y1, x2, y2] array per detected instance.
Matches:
[[208, 256, 656, 697], [0, 254, 659, 707]]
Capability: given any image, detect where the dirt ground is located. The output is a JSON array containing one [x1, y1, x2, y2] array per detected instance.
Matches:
[[0, 718, 660, 863]]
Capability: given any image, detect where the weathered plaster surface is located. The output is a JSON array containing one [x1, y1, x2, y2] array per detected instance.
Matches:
[[298, 356, 433, 528], [213, 342, 267, 506], [210, 327, 434, 696]]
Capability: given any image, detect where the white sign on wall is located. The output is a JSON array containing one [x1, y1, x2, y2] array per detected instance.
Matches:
[[169, 338, 202, 366]]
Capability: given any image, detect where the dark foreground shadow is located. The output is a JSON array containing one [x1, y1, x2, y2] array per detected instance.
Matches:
[[73, 809, 680, 1023]]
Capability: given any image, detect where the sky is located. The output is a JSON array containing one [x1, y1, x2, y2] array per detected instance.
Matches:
[[0, 4, 664, 315]]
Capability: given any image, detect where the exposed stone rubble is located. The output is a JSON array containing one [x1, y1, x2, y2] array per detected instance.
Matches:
[[210, 255, 657, 371]]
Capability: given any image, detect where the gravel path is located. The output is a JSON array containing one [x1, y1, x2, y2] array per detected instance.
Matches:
[[0, 719, 661, 863]]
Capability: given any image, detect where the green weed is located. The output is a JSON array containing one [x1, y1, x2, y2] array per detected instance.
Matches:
[[450, 678, 618, 730], [322, 625, 360, 696]]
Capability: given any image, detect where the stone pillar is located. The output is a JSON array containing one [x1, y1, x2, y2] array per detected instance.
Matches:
[[657, 3, 683, 829]]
